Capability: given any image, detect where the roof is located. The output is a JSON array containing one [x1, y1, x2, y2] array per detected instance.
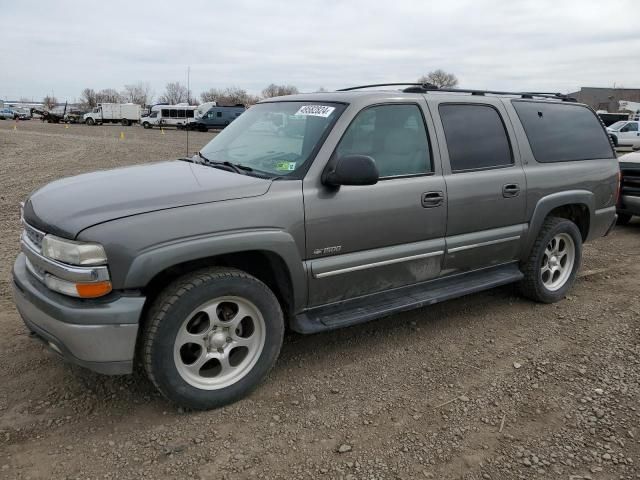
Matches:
[[260, 88, 578, 105]]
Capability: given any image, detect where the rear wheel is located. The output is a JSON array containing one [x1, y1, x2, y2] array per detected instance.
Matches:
[[142, 267, 284, 410], [617, 212, 632, 225], [121, 118, 130, 126], [520, 217, 582, 303]]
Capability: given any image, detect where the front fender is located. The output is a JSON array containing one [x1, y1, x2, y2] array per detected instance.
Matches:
[[123, 229, 307, 311]]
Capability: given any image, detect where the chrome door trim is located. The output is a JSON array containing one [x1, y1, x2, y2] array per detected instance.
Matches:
[[447, 235, 521, 253], [314, 250, 444, 279]]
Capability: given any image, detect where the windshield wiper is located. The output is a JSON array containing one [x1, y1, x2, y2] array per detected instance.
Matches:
[[197, 151, 253, 175]]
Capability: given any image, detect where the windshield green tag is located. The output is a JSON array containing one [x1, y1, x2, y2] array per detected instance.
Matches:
[[276, 161, 297, 171]]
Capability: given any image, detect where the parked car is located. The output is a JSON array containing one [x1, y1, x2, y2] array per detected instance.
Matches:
[[185, 105, 246, 131], [607, 120, 640, 147], [13, 85, 619, 409], [0, 108, 18, 120], [15, 108, 32, 120], [617, 150, 640, 225]]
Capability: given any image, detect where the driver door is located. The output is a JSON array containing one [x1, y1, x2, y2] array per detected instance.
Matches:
[[303, 101, 446, 307]]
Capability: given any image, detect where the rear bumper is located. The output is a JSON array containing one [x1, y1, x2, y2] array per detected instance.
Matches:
[[12, 253, 145, 375], [589, 206, 617, 240]]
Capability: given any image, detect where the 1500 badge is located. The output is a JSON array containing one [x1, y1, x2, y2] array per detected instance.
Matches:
[[313, 245, 342, 255]]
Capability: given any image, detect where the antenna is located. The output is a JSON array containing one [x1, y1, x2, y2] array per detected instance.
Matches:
[[186, 66, 190, 157]]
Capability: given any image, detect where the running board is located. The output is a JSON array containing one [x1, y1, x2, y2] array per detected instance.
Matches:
[[292, 263, 523, 334]]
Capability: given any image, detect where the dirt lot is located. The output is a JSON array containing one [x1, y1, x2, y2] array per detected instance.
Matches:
[[0, 120, 638, 480]]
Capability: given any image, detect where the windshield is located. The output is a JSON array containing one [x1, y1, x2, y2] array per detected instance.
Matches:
[[608, 121, 626, 131], [199, 101, 345, 177]]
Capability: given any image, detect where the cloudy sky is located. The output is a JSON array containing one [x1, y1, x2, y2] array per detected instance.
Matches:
[[1, 0, 639, 102]]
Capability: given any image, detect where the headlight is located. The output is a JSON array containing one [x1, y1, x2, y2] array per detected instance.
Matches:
[[41, 235, 108, 266]]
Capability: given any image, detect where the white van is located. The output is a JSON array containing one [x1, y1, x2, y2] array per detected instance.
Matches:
[[141, 104, 198, 129]]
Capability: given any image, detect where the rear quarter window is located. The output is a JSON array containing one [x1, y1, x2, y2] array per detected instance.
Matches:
[[512, 101, 614, 162]]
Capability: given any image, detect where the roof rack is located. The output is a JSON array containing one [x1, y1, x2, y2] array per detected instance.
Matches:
[[337, 83, 577, 102]]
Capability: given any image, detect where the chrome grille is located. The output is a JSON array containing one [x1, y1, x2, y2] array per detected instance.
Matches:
[[23, 222, 45, 253]]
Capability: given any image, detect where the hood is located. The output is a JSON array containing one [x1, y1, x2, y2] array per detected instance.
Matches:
[[23, 160, 271, 238], [619, 151, 640, 165]]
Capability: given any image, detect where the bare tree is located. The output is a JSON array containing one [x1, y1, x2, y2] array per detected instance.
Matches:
[[95, 88, 124, 103], [42, 95, 58, 109], [200, 87, 259, 106], [121, 82, 154, 106], [159, 82, 189, 104], [80, 88, 97, 108], [261, 84, 299, 98], [418, 69, 459, 88], [19, 96, 32, 103]]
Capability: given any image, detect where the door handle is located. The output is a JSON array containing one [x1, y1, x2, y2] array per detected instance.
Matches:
[[502, 183, 520, 198], [421, 191, 444, 208]]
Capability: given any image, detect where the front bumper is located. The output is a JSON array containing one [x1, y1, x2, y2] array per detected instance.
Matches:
[[12, 253, 145, 375], [618, 195, 640, 216]]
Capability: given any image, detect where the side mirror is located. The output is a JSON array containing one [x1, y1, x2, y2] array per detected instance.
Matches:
[[322, 155, 379, 187]]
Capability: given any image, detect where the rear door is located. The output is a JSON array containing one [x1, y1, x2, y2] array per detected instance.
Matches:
[[427, 97, 527, 273], [303, 99, 447, 306]]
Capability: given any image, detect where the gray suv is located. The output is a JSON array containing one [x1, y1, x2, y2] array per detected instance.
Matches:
[[12, 84, 619, 409]]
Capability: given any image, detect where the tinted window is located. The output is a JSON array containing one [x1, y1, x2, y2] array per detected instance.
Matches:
[[623, 122, 638, 132], [187, 110, 194, 118], [161, 109, 169, 117], [439, 104, 513, 172], [512, 101, 614, 162], [170, 109, 178, 118], [336, 104, 431, 177], [217, 111, 222, 118]]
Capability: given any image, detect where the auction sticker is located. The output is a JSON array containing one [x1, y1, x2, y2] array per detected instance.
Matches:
[[276, 161, 297, 171], [294, 105, 335, 117]]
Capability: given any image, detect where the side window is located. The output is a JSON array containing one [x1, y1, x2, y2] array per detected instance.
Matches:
[[217, 111, 222, 118], [161, 109, 169, 117], [170, 109, 178, 118], [624, 122, 638, 132], [178, 109, 185, 118], [187, 110, 194, 118], [512, 101, 614, 162], [439, 104, 513, 172], [336, 104, 432, 178]]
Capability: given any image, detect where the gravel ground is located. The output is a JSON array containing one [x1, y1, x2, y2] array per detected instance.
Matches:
[[0, 121, 638, 480]]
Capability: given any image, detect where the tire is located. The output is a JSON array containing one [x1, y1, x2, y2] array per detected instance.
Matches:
[[142, 267, 285, 410], [610, 135, 618, 147], [616, 212, 632, 225], [142, 122, 151, 129], [121, 118, 130, 126], [85, 118, 95, 126], [519, 217, 582, 303]]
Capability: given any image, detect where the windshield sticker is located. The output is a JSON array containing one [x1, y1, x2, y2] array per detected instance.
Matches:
[[294, 105, 335, 118], [276, 161, 297, 171]]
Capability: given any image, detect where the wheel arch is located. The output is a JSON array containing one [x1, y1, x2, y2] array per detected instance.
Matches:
[[125, 230, 307, 326], [525, 190, 594, 254]]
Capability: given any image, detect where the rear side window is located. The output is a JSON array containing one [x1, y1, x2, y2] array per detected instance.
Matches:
[[439, 104, 513, 172], [512, 101, 614, 162]]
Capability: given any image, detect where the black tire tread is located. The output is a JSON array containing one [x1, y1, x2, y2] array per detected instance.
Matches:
[[141, 267, 281, 405], [519, 216, 578, 303]]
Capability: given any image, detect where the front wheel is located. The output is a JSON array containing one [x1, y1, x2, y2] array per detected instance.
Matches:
[[142, 267, 284, 410], [519, 217, 582, 303], [85, 118, 95, 126]]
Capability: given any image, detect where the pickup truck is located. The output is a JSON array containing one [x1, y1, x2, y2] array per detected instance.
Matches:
[[13, 84, 619, 409], [607, 120, 640, 148], [617, 151, 640, 224]]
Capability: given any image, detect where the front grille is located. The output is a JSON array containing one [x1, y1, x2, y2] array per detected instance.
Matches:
[[23, 222, 45, 252]]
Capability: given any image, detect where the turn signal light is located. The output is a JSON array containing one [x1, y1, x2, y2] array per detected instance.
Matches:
[[76, 281, 113, 298]]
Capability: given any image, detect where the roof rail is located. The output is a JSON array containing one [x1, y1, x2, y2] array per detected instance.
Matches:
[[337, 83, 577, 102]]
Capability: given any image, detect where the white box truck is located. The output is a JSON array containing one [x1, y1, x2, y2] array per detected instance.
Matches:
[[83, 103, 141, 126]]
